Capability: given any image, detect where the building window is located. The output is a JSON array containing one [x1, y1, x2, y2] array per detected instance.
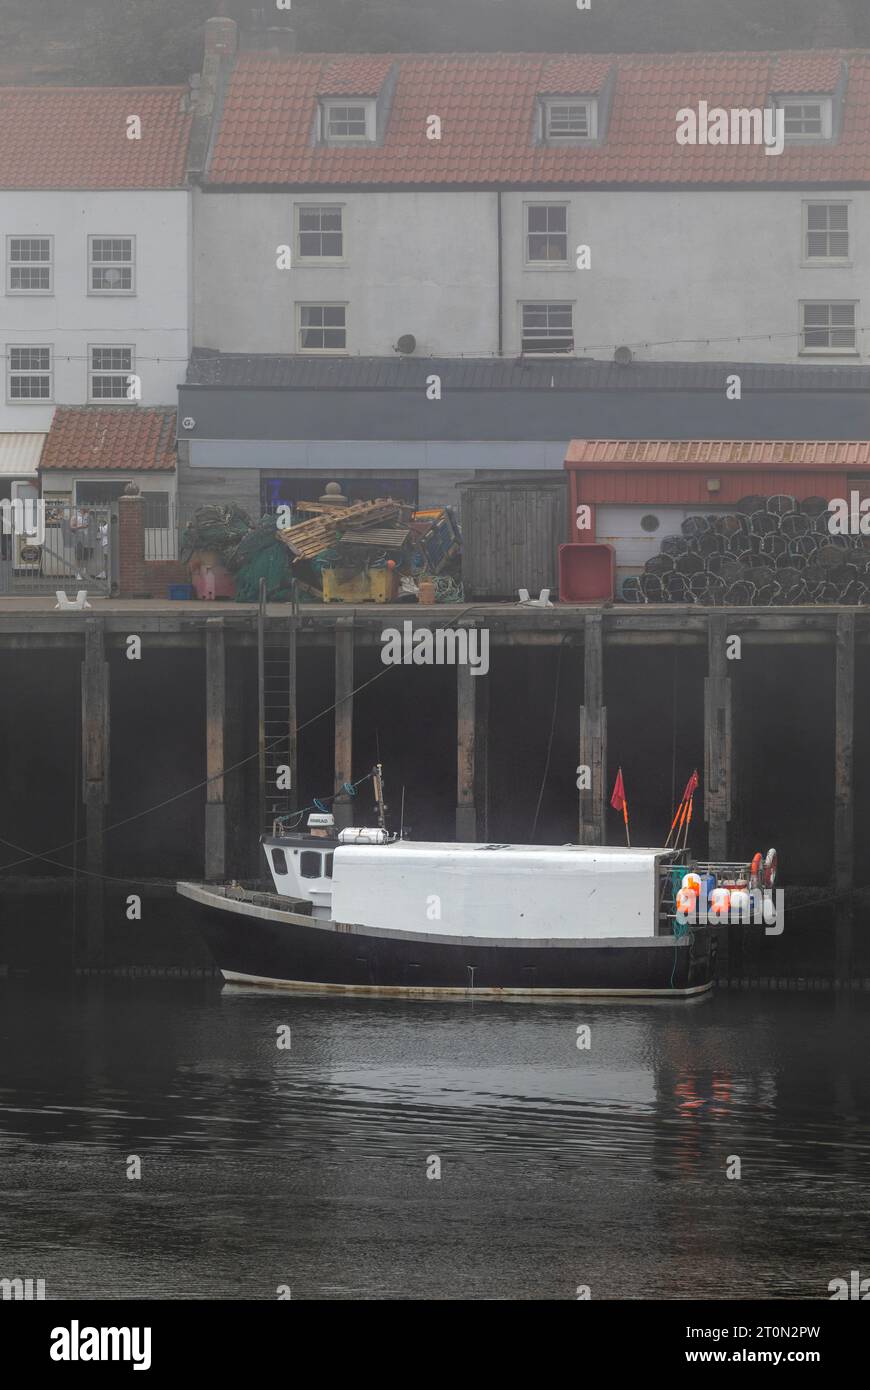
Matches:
[[7, 345, 53, 400], [7, 237, 53, 294], [779, 97, 833, 140], [88, 236, 135, 293], [521, 302, 574, 354], [321, 101, 376, 143], [296, 205, 344, 260], [526, 205, 569, 264], [298, 304, 347, 353], [804, 203, 849, 261], [543, 99, 597, 142], [89, 346, 135, 401], [800, 302, 857, 353]]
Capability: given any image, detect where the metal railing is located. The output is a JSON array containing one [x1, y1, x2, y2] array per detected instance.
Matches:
[[0, 504, 112, 596], [142, 496, 181, 562]]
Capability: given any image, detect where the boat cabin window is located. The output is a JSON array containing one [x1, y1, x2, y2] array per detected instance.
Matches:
[[324, 853, 334, 879], [272, 848, 288, 875], [300, 850, 324, 879]]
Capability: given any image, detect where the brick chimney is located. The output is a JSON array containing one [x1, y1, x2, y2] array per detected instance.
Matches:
[[188, 17, 239, 181], [204, 16, 239, 60]]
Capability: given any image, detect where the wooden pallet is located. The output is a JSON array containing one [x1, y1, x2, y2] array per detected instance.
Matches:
[[278, 499, 401, 560]]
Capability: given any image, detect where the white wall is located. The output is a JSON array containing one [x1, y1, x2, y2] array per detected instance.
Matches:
[[502, 189, 870, 362], [0, 190, 189, 431], [194, 187, 870, 364], [194, 189, 498, 356]]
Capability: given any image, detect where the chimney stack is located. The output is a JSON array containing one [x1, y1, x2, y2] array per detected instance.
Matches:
[[188, 18, 239, 182], [203, 16, 238, 60]]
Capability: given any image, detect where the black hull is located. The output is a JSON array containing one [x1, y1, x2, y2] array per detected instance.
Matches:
[[179, 884, 715, 998]]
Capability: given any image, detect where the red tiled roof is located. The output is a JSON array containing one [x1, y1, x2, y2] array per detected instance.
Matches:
[[537, 55, 614, 95], [565, 439, 870, 469], [318, 55, 395, 95], [0, 87, 191, 188], [40, 408, 177, 472], [770, 53, 843, 92], [207, 49, 869, 187]]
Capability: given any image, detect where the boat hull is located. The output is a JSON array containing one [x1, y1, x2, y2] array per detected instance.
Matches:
[[178, 883, 715, 998]]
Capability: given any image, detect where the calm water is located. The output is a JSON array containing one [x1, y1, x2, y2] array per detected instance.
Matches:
[[0, 980, 868, 1300]]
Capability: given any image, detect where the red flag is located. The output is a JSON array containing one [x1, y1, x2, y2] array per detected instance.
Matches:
[[610, 768, 626, 812], [682, 769, 699, 800]]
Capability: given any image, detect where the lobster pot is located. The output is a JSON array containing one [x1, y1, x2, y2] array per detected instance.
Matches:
[[633, 495, 870, 605]]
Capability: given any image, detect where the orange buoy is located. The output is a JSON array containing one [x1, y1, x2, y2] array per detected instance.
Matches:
[[710, 887, 731, 917], [676, 887, 698, 918]]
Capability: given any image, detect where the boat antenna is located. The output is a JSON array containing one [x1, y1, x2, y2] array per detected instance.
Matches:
[[399, 785, 406, 841], [373, 762, 388, 834]]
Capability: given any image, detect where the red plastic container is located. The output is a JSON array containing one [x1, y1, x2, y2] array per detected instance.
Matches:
[[558, 543, 615, 602]]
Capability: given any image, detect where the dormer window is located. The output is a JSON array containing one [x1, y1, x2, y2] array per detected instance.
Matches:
[[320, 99, 376, 144], [777, 96, 833, 140], [543, 98, 597, 143]]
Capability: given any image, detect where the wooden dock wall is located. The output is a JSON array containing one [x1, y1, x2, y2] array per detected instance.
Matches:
[[0, 601, 865, 979]]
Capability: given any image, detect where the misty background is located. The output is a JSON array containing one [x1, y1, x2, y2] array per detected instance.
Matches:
[[0, 0, 867, 86]]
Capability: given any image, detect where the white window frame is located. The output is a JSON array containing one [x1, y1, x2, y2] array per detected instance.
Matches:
[[88, 344, 136, 402], [542, 98, 598, 144], [520, 301, 575, 355], [296, 302, 348, 355], [524, 202, 570, 268], [6, 344, 54, 402], [320, 100, 376, 144], [802, 201, 850, 266], [799, 301, 858, 356], [294, 203, 346, 263], [6, 236, 54, 295], [87, 235, 136, 295], [777, 96, 833, 141]]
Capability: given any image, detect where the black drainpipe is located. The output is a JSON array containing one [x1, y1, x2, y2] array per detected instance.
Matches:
[[497, 190, 504, 356]]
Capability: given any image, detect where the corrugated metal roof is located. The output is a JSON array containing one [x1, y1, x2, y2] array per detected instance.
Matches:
[[186, 352, 870, 393], [566, 439, 870, 467], [0, 432, 46, 476]]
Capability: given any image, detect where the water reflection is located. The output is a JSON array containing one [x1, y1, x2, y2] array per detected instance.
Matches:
[[0, 980, 868, 1299]]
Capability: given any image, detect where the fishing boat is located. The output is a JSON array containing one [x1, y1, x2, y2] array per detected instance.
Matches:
[[176, 767, 775, 999]]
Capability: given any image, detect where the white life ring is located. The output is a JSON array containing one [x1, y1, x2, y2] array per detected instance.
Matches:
[[763, 848, 778, 889]]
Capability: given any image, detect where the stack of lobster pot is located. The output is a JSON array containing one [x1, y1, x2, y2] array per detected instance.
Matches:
[[622, 495, 870, 605]]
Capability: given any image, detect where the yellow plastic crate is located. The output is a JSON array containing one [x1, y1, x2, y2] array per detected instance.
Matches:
[[322, 567, 398, 603]]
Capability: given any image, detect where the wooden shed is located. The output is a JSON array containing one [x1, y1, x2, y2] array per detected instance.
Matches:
[[459, 475, 567, 600]]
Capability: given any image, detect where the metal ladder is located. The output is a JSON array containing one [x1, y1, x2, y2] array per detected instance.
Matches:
[[257, 579, 299, 832]]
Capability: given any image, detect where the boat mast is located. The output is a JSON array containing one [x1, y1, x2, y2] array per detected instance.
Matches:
[[373, 762, 388, 834]]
